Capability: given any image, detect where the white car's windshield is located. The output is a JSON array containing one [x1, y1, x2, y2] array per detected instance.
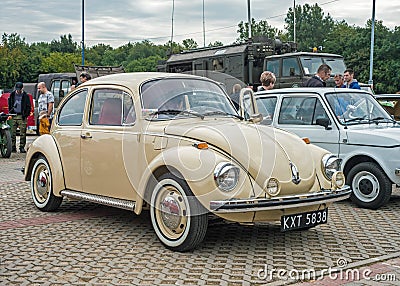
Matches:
[[141, 78, 238, 120], [325, 92, 393, 125]]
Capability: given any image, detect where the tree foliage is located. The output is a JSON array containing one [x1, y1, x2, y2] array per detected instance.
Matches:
[[285, 3, 334, 51], [236, 18, 279, 43]]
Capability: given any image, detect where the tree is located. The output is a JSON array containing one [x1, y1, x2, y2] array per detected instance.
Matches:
[[208, 41, 223, 47], [182, 38, 198, 50], [39, 52, 81, 73], [285, 3, 334, 51], [236, 18, 279, 43], [50, 34, 78, 53]]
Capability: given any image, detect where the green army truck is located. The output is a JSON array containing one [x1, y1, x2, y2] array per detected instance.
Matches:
[[157, 37, 346, 91]]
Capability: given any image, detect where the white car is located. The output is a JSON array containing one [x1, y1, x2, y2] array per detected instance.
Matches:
[[244, 87, 400, 209]]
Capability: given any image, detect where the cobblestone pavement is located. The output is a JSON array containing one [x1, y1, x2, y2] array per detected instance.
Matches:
[[0, 138, 399, 285]]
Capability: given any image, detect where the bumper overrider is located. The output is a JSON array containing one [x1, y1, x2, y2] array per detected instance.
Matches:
[[210, 186, 351, 213]]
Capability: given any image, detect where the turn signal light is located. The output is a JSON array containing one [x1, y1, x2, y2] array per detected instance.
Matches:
[[302, 137, 311, 144], [194, 142, 208, 149]]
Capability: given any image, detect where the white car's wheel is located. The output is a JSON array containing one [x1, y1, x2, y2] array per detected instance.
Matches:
[[150, 173, 208, 252], [31, 156, 62, 211], [347, 162, 392, 209]]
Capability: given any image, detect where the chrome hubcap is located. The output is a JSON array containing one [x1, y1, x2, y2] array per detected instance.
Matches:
[[35, 167, 49, 201], [159, 190, 187, 235]]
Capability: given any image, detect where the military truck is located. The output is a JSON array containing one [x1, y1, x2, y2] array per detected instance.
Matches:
[[264, 52, 346, 88], [157, 37, 346, 91]]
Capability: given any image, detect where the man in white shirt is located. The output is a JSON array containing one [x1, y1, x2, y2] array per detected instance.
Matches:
[[37, 82, 55, 132]]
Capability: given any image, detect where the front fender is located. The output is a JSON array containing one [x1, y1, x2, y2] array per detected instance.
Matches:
[[134, 145, 253, 214], [24, 134, 65, 196]]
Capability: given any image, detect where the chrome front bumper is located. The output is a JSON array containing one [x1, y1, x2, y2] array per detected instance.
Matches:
[[210, 186, 351, 213]]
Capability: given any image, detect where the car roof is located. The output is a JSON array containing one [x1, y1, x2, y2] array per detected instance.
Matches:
[[254, 87, 371, 97], [264, 52, 343, 59], [79, 72, 216, 89], [374, 94, 400, 99]]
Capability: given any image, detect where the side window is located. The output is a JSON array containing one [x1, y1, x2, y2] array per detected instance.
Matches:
[[51, 80, 60, 98], [282, 58, 300, 77], [312, 99, 329, 124], [266, 60, 280, 76], [58, 90, 87, 126], [90, 89, 123, 126], [123, 92, 136, 125], [60, 80, 71, 98], [256, 97, 277, 122], [279, 97, 318, 125]]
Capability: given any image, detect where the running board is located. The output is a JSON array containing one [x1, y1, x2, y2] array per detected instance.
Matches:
[[60, 189, 135, 211]]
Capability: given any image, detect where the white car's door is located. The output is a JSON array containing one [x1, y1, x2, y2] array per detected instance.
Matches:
[[274, 94, 341, 155]]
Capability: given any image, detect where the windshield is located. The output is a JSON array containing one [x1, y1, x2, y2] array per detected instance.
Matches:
[[300, 56, 346, 76], [141, 78, 238, 120], [325, 92, 392, 125]]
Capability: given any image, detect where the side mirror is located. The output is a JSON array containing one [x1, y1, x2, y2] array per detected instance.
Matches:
[[249, 113, 263, 124], [316, 118, 332, 130], [238, 87, 259, 120]]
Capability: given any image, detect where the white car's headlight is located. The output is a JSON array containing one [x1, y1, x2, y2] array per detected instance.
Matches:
[[322, 154, 342, 180], [214, 162, 240, 192]]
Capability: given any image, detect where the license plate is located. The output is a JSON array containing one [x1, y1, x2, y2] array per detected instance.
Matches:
[[281, 209, 328, 231]]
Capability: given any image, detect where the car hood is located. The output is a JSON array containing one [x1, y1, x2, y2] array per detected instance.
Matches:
[[164, 119, 315, 190], [346, 124, 400, 147]]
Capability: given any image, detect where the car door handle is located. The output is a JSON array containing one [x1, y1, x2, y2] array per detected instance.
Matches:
[[81, 134, 92, 139]]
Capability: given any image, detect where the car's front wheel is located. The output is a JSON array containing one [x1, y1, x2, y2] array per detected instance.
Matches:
[[150, 173, 208, 252], [347, 162, 392, 209], [31, 156, 63, 211], [0, 129, 12, 158]]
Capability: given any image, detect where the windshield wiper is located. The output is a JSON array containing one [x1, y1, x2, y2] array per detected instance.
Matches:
[[202, 110, 244, 120], [150, 109, 204, 119], [369, 117, 397, 125], [344, 116, 366, 123]]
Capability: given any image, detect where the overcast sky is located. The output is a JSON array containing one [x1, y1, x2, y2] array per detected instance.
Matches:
[[1, 0, 399, 48]]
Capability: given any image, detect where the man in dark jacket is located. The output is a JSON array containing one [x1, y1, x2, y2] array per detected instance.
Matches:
[[304, 64, 332, 87], [8, 82, 31, 153]]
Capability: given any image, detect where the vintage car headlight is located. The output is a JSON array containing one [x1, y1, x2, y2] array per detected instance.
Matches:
[[332, 171, 345, 189], [265, 178, 280, 196], [322, 154, 342, 180], [214, 162, 240, 192]]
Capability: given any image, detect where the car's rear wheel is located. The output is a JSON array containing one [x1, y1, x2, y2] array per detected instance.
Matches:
[[150, 173, 208, 252], [347, 162, 392, 209], [31, 156, 62, 211]]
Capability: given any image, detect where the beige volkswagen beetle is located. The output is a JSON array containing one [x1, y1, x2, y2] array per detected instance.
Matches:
[[24, 72, 350, 251]]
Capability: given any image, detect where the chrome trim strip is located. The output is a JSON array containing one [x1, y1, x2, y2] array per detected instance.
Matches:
[[60, 190, 135, 211], [210, 186, 351, 213]]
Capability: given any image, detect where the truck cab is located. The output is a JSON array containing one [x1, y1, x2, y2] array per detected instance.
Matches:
[[264, 52, 346, 88]]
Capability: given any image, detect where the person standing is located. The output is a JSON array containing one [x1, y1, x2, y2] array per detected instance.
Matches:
[[257, 71, 276, 91], [343, 68, 361, 89], [37, 82, 55, 133], [230, 83, 242, 111], [304, 64, 332, 87], [8, 82, 31, 153], [334, 74, 345, 88], [71, 72, 91, 90]]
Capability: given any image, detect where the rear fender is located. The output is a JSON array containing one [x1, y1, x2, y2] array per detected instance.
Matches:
[[24, 134, 65, 196]]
